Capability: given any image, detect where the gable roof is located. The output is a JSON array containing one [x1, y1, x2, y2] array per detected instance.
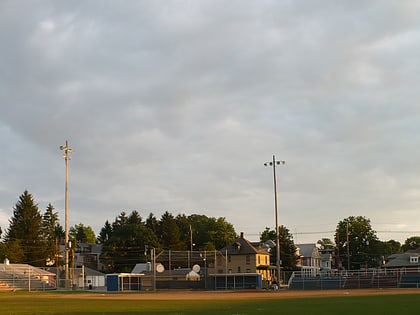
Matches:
[[220, 232, 269, 256], [296, 243, 321, 258]]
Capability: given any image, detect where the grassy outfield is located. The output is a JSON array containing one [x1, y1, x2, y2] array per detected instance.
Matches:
[[0, 292, 420, 314]]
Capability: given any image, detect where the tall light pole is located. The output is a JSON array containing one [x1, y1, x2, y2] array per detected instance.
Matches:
[[60, 140, 73, 288], [264, 155, 285, 285]]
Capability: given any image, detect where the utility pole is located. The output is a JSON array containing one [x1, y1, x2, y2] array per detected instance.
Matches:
[[264, 155, 285, 286], [346, 221, 350, 271], [60, 140, 73, 288]]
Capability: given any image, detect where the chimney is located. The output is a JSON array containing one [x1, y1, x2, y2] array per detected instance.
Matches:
[[240, 232, 244, 239]]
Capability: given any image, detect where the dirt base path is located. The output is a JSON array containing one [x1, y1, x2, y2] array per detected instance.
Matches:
[[45, 288, 420, 300]]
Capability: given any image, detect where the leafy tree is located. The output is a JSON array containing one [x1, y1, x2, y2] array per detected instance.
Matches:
[[402, 236, 420, 252], [4, 191, 45, 265], [335, 216, 381, 270], [69, 223, 96, 244], [188, 214, 236, 251], [42, 203, 64, 265], [381, 240, 401, 255], [317, 238, 335, 250], [259, 226, 297, 271], [260, 227, 276, 243], [212, 217, 237, 249]]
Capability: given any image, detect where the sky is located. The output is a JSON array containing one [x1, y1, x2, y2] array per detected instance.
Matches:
[[1, 0, 420, 245]]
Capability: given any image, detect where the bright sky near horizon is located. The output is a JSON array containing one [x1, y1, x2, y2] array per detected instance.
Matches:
[[1, 1, 420, 245]]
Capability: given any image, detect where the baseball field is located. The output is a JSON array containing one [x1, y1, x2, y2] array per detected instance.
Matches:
[[1, 289, 420, 314]]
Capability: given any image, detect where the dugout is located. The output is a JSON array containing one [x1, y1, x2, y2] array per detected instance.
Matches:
[[107, 273, 143, 292], [209, 273, 262, 290]]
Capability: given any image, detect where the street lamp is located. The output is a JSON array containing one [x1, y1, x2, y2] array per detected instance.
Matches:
[[264, 155, 285, 286], [60, 140, 73, 288]]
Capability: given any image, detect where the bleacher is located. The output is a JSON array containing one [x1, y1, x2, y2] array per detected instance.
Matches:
[[399, 274, 420, 288], [0, 263, 56, 291], [289, 276, 345, 290], [372, 274, 399, 288], [343, 274, 372, 289]]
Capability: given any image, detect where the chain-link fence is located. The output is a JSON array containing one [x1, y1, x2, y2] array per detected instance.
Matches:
[[0, 264, 56, 291]]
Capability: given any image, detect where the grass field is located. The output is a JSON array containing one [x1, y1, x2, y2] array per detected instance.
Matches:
[[1, 290, 420, 314]]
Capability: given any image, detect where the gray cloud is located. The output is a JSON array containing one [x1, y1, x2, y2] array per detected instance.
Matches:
[[1, 1, 420, 243]]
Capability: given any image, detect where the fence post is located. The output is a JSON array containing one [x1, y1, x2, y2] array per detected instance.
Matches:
[[28, 266, 31, 292]]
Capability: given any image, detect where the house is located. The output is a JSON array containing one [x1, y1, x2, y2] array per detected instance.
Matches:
[[384, 248, 420, 269], [295, 243, 322, 276], [218, 232, 273, 285], [318, 248, 335, 271], [74, 243, 104, 271]]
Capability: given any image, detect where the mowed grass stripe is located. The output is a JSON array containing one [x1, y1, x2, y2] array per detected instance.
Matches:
[[1, 292, 420, 314]]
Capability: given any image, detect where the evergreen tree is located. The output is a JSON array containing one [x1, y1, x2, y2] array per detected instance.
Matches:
[[97, 220, 112, 243], [42, 203, 64, 265], [279, 225, 297, 271], [5, 191, 44, 265], [160, 211, 182, 250], [99, 211, 158, 273], [175, 213, 191, 250], [145, 213, 159, 236]]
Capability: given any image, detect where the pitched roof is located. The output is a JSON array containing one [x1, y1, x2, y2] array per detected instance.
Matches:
[[385, 253, 420, 268], [220, 232, 269, 256], [296, 243, 321, 258]]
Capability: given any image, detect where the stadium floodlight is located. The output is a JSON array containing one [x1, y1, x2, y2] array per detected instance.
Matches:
[[60, 140, 73, 288], [264, 155, 285, 287]]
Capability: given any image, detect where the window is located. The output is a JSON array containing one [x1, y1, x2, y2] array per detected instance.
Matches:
[[246, 269, 251, 273], [237, 266, 241, 273], [228, 256, 231, 263], [246, 255, 251, 265], [410, 256, 418, 263]]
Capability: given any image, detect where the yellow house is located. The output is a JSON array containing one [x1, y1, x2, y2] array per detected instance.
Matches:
[[216, 232, 273, 284]]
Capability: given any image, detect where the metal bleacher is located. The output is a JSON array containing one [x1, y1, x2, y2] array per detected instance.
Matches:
[[0, 263, 56, 291]]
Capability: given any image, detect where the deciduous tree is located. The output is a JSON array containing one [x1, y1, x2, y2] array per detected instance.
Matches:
[[260, 226, 297, 271], [402, 236, 420, 252], [335, 216, 381, 270], [69, 223, 96, 244]]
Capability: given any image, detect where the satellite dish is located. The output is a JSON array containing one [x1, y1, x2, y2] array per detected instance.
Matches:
[[156, 263, 165, 273], [192, 264, 200, 273]]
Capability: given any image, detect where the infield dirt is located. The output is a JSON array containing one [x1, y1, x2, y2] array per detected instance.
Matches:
[[25, 288, 420, 301]]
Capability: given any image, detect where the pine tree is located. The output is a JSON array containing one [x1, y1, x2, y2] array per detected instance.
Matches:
[[5, 191, 44, 265], [160, 211, 182, 250], [42, 203, 64, 266]]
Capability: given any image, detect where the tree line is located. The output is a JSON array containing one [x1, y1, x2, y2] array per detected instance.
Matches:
[[1, 191, 419, 273], [0, 191, 238, 272]]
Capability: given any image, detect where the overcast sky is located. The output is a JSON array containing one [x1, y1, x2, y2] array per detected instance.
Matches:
[[1, 1, 420, 245]]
